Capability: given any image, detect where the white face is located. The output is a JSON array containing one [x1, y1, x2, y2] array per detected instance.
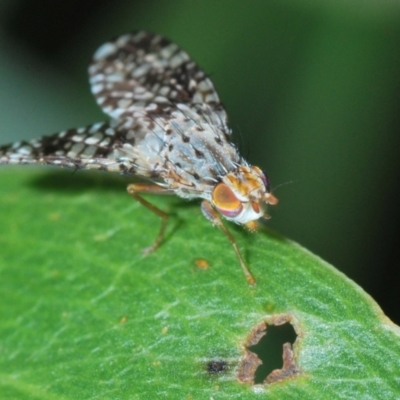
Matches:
[[210, 166, 278, 226], [223, 199, 267, 225]]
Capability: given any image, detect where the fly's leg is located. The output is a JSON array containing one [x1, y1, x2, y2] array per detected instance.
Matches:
[[201, 200, 256, 285], [127, 183, 175, 255]]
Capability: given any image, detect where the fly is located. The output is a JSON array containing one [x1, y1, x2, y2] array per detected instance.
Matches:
[[0, 31, 278, 285]]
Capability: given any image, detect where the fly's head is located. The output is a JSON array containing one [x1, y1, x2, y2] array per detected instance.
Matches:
[[211, 165, 278, 229]]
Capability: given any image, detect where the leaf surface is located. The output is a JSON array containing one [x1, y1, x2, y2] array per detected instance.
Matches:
[[0, 169, 399, 399]]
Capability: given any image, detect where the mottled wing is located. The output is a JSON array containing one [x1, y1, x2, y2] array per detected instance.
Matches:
[[0, 122, 139, 174], [88, 31, 229, 133], [0, 32, 231, 178]]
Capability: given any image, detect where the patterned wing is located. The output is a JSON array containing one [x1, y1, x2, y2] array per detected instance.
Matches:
[[0, 122, 140, 174], [88, 31, 229, 133], [1, 32, 231, 179]]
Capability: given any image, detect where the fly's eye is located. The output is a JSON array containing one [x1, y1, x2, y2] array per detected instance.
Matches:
[[212, 183, 243, 218]]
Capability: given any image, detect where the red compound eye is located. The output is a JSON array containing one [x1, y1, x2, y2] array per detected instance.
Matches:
[[212, 183, 243, 218]]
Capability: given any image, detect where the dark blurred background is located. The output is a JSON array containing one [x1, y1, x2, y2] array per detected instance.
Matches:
[[0, 1, 399, 323]]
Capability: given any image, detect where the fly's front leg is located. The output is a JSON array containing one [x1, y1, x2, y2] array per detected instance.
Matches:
[[127, 183, 175, 255], [201, 200, 256, 285]]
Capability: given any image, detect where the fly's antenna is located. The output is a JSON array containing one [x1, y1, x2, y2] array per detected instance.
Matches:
[[271, 180, 298, 192]]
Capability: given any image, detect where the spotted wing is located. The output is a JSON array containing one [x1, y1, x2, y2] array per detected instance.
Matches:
[[88, 31, 230, 133], [0, 32, 230, 178], [0, 122, 141, 174]]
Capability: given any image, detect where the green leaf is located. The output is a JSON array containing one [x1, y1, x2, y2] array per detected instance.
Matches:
[[0, 168, 399, 399]]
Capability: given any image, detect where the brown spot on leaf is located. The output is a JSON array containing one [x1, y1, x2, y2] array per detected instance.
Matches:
[[195, 259, 209, 269]]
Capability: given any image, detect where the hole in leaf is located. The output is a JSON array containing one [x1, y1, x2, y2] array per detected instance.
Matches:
[[249, 323, 297, 383], [237, 315, 300, 384]]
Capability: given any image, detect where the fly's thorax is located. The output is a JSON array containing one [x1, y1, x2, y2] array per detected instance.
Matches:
[[210, 165, 277, 225], [153, 117, 242, 198]]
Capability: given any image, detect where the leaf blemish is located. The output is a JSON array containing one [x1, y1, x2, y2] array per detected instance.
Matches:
[[195, 258, 209, 269], [207, 360, 228, 374], [237, 314, 300, 385]]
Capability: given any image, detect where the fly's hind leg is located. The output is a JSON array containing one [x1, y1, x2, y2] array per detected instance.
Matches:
[[127, 183, 175, 255]]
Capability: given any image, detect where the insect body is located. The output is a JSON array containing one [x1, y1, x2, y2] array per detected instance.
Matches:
[[0, 31, 277, 284]]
